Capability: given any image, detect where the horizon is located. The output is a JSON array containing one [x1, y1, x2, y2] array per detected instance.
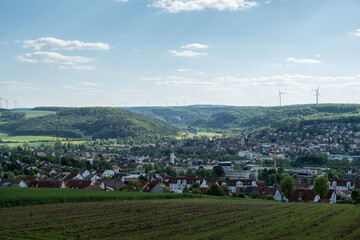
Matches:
[[1, 0, 359, 108]]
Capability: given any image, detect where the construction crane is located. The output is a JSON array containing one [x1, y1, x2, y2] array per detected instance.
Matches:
[[269, 153, 277, 171], [256, 157, 263, 169]]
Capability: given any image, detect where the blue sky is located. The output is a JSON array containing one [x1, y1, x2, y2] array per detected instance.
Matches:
[[0, 0, 359, 108]]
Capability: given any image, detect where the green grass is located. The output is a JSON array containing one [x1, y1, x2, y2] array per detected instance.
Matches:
[[0, 188, 219, 208], [16, 110, 56, 118], [197, 131, 223, 137], [1, 198, 360, 239], [0, 132, 84, 147]]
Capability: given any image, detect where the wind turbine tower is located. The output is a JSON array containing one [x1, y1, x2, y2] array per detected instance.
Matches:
[[278, 90, 284, 107], [4, 98, 9, 109], [0, 98, 3, 108], [314, 87, 320, 105]]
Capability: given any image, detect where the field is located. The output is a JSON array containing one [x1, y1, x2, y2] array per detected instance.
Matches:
[[16, 110, 56, 118], [0, 132, 84, 147], [1, 198, 360, 239], [197, 132, 224, 137], [0, 188, 215, 208]]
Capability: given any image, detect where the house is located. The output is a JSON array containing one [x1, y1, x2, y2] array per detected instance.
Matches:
[[327, 179, 354, 190], [150, 182, 172, 193], [95, 169, 115, 178], [0, 179, 27, 188], [68, 179, 93, 189], [335, 189, 352, 199], [323, 189, 337, 204], [289, 189, 320, 203], [23, 175, 39, 187], [83, 185, 104, 191], [251, 186, 282, 201], [100, 179, 124, 191], [78, 169, 90, 178], [37, 180, 66, 188]]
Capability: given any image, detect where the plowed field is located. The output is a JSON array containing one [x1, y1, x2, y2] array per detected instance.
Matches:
[[1, 199, 360, 239]]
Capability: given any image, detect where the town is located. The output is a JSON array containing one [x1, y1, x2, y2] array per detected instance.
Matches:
[[2, 118, 360, 204]]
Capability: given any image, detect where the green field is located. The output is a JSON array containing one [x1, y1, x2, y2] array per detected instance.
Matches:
[[0, 188, 216, 208], [16, 110, 56, 118], [1, 197, 360, 239], [0, 132, 84, 147], [197, 132, 223, 137]]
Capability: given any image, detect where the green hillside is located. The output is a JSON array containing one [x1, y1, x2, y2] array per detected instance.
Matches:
[[0, 107, 179, 139], [127, 105, 241, 127], [190, 104, 360, 131]]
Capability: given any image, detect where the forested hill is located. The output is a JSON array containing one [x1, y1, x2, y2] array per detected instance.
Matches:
[[0, 107, 179, 139], [190, 104, 360, 132], [126, 105, 241, 127]]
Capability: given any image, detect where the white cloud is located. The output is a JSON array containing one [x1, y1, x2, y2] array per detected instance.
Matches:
[[149, 0, 258, 13], [0, 81, 40, 91], [351, 29, 360, 37], [16, 51, 94, 65], [169, 49, 207, 57], [177, 68, 191, 72], [286, 57, 322, 64], [115, 0, 128, 2], [80, 82, 98, 86], [181, 43, 208, 49], [72, 65, 95, 70], [22, 37, 110, 51]]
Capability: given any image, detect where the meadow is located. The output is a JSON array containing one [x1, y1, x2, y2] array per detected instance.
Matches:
[[16, 110, 56, 118], [1, 197, 360, 239], [0, 188, 217, 208]]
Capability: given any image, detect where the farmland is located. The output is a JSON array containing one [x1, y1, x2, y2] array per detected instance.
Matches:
[[1, 198, 360, 239], [0, 188, 216, 208]]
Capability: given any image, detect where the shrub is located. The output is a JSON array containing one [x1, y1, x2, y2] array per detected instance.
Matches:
[[237, 192, 246, 198], [206, 184, 224, 196], [266, 195, 275, 201], [249, 191, 261, 199]]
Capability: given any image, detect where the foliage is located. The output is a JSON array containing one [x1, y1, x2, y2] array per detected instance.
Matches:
[[314, 177, 329, 199], [182, 185, 190, 194], [265, 195, 275, 201], [280, 176, 296, 199], [237, 192, 246, 198], [206, 184, 224, 196], [249, 191, 261, 199], [213, 165, 224, 177], [0, 107, 179, 140], [0, 188, 218, 208]]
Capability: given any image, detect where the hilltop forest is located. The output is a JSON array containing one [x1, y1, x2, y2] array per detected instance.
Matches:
[[0, 107, 179, 140]]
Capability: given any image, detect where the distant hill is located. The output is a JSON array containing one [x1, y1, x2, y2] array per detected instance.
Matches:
[[0, 107, 179, 139], [190, 104, 360, 131], [127, 105, 241, 127]]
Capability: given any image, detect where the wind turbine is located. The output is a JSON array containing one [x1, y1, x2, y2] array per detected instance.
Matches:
[[0, 98, 3, 108], [3, 98, 9, 109], [14, 100, 18, 109], [314, 87, 320, 105], [278, 89, 285, 107]]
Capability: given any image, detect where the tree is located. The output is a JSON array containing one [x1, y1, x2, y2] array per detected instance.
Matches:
[[280, 176, 296, 199], [213, 165, 225, 177], [182, 185, 190, 193], [206, 184, 224, 196], [314, 177, 329, 199]]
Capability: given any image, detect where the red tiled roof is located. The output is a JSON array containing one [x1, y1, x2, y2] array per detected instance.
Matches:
[[289, 189, 319, 202], [68, 179, 92, 189]]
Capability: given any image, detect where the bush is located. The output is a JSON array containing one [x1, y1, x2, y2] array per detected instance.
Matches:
[[249, 191, 261, 199], [266, 195, 275, 201], [206, 184, 224, 196], [237, 192, 246, 198]]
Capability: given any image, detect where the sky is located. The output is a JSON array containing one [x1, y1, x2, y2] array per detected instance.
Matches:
[[0, 0, 360, 108]]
